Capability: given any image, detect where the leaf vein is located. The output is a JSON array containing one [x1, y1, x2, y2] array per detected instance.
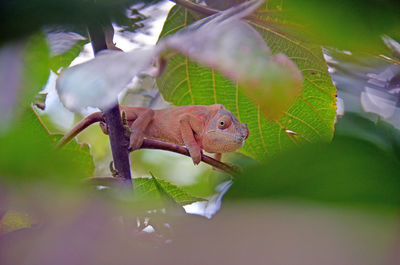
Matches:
[[284, 112, 321, 137], [257, 105, 267, 152]]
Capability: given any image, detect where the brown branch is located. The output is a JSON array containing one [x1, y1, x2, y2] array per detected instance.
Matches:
[[135, 139, 239, 176], [56, 111, 104, 148], [88, 22, 133, 185], [34, 102, 46, 110]]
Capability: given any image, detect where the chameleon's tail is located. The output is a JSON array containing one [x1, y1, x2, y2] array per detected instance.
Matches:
[[56, 111, 104, 148]]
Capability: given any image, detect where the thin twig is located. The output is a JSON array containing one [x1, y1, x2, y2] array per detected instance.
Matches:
[[136, 139, 239, 176], [34, 102, 46, 110], [56, 111, 104, 148]]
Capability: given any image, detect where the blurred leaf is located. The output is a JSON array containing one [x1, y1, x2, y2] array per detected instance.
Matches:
[[0, 43, 24, 131], [47, 32, 88, 72], [0, 34, 50, 133], [383, 35, 400, 60], [0, 190, 398, 265], [50, 40, 85, 72], [325, 43, 400, 129], [22, 34, 51, 108], [0, 106, 94, 184], [56, 48, 156, 112], [161, 0, 303, 120], [0, 210, 35, 234], [205, 0, 243, 10], [335, 113, 400, 157], [51, 134, 95, 180], [46, 31, 87, 57], [0, 0, 155, 44], [182, 152, 256, 198], [157, 4, 336, 159], [133, 176, 206, 206], [284, 0, 400, 53], [225, 135, 400, 208]]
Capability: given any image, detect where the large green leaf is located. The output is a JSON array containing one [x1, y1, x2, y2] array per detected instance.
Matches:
[[156, 4, 336, 159]]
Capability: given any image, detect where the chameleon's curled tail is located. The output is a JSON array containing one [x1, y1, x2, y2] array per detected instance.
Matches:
[[56, 111, 104, 148]]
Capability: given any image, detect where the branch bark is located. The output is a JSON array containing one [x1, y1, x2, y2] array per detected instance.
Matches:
[[87, 24, 133, 187], [56, 111, 104, 148], [137, 139, 240, 176]]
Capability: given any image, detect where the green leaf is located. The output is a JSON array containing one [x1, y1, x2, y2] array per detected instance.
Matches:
[[0, 33, 51, 132], [284, 0, 400, 53], [225, 135, 400, 209], [161, 1, 303, 120], [22, 34, 51, 108], [0, 210, 35, 234], [0, 106, 94, 184], [50, 39, 87, 72], [51, 134, 95, 180], [133, 176, 206, 206], [157, 5, 336, 159]]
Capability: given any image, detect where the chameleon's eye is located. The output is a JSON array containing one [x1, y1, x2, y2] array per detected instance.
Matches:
[[218, 116, 231, 129]]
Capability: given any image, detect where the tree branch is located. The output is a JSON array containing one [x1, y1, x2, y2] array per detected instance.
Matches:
[[136, 139, 239, 176], [102, 104, 133, 183], [56, 111, 104, 148], [87, 24, 133, 187]]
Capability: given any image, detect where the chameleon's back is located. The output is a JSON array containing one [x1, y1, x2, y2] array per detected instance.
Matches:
[[145, 105, 219, 145]]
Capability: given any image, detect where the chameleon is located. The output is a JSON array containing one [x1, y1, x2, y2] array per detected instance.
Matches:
[[57, 104, 249, 165]]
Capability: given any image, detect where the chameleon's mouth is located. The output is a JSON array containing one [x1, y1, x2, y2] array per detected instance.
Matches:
[[203, 130, 245, 153], [235, 136, 246, 146]]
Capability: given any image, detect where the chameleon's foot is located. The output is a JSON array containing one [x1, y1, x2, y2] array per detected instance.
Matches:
[[188, 147, 202, 165], [100, 121, 108, 135], [109, 161, 119, 178], [121, 111, 131, 139], [214, 153, 222, 161], [129, 129, 145, 150]]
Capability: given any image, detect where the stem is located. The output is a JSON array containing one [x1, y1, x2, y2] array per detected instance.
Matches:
[[102, 105, 133, 183], [56, 111, 103, 148], [137, 139, 239, 176], [87, 24, 133, 187]]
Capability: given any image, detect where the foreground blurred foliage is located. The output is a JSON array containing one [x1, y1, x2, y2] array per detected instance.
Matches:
[[1, 190, 399, 265], [0, 106, 94, 184], [225, 111, 400, 208], [1, 0, 400, 264], [0, 0, 162, 44], [285, 0, 400, 53], [0, 34, 50, 132]]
